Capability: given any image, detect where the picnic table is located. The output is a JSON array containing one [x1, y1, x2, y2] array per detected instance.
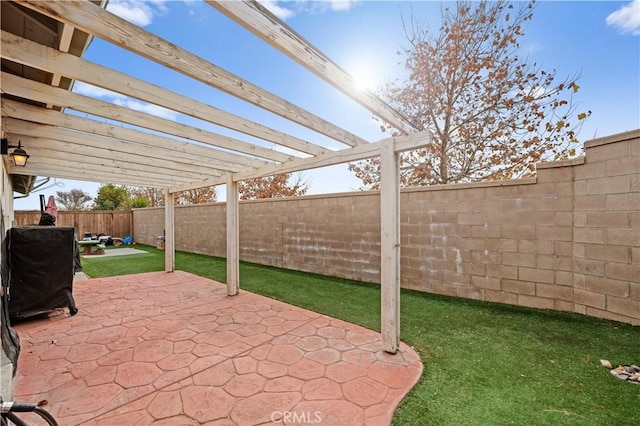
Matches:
[[77, 240, 105, 255]]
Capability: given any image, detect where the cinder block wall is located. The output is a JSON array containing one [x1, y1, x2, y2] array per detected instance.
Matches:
[[401, 165, 577, 311], [571, 132, 639, 323], [134, 203, 227, 256], [134, 130, 639, 325]]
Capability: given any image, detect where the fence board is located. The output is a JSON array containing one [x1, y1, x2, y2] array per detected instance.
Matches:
[[14, 210, 133, 238]]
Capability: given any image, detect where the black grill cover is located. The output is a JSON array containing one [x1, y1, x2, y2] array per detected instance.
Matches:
[[6, 227, 77, 320], [1, 223, 19, 375]]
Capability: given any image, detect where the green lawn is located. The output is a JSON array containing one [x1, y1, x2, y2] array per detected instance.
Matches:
[[82, 245, 640, 425]]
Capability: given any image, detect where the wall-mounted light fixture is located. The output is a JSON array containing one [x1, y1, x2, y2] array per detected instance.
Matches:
[[1, 138, 30, 167]]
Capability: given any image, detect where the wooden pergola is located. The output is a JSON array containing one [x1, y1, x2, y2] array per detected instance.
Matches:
[[0, 0, 433, 353]]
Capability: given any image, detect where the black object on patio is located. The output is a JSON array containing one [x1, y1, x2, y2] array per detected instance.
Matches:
[[6, 227, 78, 321]]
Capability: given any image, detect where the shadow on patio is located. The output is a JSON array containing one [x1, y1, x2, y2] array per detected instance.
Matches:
[[12, 271, 422, 425]]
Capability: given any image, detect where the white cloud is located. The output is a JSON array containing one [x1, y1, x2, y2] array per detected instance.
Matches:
[[606, 0, 640, 36], [258, 0, 359, 20], [73, 82, 178, 121], [73, 81, 122, 99], [113, 98, 178, 121], [106, 0, 167, 27], [521, 41, 542, 56], [258, 0, 296, 20], [272, 143, 312, 158], [329, 0, 357, 12], [306, 0, 359, 14], [148, 0, 169, 13]]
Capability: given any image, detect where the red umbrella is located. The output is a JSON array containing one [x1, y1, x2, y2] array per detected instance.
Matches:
[[45, 195, 58, 219]]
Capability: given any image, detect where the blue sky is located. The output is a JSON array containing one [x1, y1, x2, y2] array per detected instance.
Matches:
[[14, 0, 640, 210]]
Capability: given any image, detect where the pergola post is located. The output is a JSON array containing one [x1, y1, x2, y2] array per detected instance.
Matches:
[[226, 174, 240, 296], [164, 189, 175, 273], [380, 138, 401, 353]]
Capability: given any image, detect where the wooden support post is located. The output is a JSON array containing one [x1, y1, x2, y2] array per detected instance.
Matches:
[[164, 189, 175, 273], [226, 174, 240, 296], [380, 138, 400, 353]]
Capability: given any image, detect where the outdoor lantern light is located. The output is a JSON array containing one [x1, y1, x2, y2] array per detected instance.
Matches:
[[10, 142, 30, 167], [1, 138, 30, 167]]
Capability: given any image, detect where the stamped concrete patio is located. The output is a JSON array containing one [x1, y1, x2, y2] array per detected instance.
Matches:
[[12, 271, 422, 425]]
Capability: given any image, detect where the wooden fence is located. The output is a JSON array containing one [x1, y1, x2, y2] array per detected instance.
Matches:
[[14, 210, 133, 238]]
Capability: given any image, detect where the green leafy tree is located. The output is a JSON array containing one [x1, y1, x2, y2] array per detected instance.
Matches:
[[93, 184, 129, 210], [349, 0, 590, 189], [122, 196, 151, 209], [124, 186, 165, 207]]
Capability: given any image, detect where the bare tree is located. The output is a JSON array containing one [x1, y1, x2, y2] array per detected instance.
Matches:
[[124, 186, 217, 206], [239, 173, 308, 200], [175, 186, 217, 205], [55, 189, 92, 210], [349, 0, 590, 189]]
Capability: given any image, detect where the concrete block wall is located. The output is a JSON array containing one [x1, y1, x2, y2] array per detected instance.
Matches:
[[134, 203, 226, 257], [278, 194, 382, 282], [571, 131, 639, 323], [133, 207, 166, 247], [133, 130, 639, 325], [401, 163, 580, 311]]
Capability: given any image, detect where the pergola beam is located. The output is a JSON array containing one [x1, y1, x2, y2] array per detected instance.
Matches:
[[1, 30, 327, 157], [7, 163, 177, 187], [1, 72, 293, 164], [15, 155, 193, 185], [16, 0, 369, 147], [2, 99, 265, 170], [46, 22, 74, 108], [12, 140, 221, 182], [170, 130, 433, 193], [3, 121, 225, 182], [209, 0, 417, 135]]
